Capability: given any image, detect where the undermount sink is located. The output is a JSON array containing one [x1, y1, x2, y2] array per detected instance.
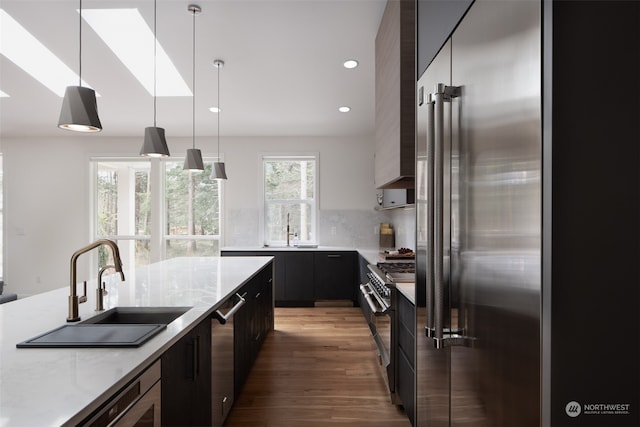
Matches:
[[16, 306, 191, 348], [81, 306, 192, 325]]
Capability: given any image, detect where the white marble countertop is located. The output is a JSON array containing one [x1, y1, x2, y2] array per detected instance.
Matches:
[[222, 246, 385, 264], [0, 256, 273, 427], [395, 283, 415, 304]]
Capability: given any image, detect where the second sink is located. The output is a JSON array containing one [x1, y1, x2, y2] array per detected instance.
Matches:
[[81, 306, 192, 325]]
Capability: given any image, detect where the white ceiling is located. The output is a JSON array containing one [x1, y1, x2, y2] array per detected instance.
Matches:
[[0, 0, 386, 139]]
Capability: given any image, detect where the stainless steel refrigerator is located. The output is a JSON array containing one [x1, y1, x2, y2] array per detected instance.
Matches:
[[416, 0, 542, 425], [416, 0, 640, 426]]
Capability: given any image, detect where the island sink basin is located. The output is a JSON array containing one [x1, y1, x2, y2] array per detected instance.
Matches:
[[81, 306, 192, 325], [16, 306, 191, 348]]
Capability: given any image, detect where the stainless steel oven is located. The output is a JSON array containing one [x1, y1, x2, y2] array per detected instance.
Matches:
[[359, 264, 399, 405], [359, 261, 415, 405]]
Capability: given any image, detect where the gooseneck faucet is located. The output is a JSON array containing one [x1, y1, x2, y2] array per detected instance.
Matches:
[[68, 239, 125, 322], [286, 213, 294, 247], [96, 265, 116, 312]]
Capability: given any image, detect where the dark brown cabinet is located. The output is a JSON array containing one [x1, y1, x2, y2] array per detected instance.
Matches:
[[283, 252, 314, 304], [396, 290, 415, 425], [222, 251, 313, 306], [161, 319, 212, 427], [313, 251, 357, 301], [162, 261, 273, 426], [234, 263, 274, 397], [222, 250, 358, 306], [374, 0, 415, 189]]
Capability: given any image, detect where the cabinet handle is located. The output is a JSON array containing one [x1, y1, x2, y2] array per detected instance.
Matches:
[[327, 254, 342, 258], [255, 292, 261, 299], [193, 336, 200, 379]]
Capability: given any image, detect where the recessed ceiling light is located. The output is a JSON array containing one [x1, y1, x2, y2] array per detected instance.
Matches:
[[0, 90, 9, 98], [338, 106, 351, 113], [82, 9, 191, 96], [343, 60, 359, 69], [209, 107, 221, 113], [0, 9, 95, 97]]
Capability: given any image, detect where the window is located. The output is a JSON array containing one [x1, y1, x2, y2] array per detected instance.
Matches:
[[93, 158, 222, 269], [0, 154, 3, 278], [164, 160, 221, 258], [95, 160, 151, 268], [263, 156, 317, 246]]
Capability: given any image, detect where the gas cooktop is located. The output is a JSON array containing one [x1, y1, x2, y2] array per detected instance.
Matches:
[[376, 261, 415, 283]]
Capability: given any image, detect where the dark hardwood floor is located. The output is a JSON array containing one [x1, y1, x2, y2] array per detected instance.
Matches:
[[224, 307, 411, 426]]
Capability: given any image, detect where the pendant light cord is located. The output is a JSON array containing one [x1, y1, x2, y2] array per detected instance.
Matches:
[[191, 8, 196, 150], [217, 63, 220, 159], [153, 0, 157, 126], [78, 0, 82, 86]]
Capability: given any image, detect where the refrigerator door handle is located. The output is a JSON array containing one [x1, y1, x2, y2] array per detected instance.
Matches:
[[425, 84, 476, 349], [425, 91, 435, 335]]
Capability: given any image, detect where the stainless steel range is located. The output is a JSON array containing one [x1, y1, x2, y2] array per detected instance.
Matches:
[[358, 262, 414, 405]]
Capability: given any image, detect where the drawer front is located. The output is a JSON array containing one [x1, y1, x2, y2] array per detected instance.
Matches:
[[397, 320, 415, 367]]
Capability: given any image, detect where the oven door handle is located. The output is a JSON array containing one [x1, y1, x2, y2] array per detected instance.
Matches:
[[359, 284, 391, 315], [360, 284, 379, 313]]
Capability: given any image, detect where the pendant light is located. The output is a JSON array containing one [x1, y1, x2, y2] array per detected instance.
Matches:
[[58, 0, 102, 132], [211, 59, 228, 180], [140, 0, 170, 157], [183, 4, 204, 171]]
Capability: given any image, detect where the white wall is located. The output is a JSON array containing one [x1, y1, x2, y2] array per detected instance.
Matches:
[[2, 134, 396, 297]]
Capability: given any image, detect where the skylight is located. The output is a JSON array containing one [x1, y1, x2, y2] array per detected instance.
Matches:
[[82, 8, 191, 97], [0, 9, 93, 97]]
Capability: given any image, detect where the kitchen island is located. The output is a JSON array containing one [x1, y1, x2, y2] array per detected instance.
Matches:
[[0, 256, 273, 427]]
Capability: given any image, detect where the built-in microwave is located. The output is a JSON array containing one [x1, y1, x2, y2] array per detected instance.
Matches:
[[380, 189, 415, 208]]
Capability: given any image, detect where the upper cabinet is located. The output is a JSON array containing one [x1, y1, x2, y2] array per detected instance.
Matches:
[[417, 0, 473, 78], [374, 0, 416, 189]]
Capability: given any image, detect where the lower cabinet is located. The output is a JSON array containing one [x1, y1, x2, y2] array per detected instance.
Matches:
[[396, 291, 416, 426], [161, 260, 274, 427], [161, 319, 212, 427], [313, 251, 357, 300], [234, 262, 274, 398], [222, 250, 357, 306], [283, 252, 315, 305]]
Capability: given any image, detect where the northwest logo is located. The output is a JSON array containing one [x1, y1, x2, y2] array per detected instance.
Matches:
[[566, 401, 581, 417]]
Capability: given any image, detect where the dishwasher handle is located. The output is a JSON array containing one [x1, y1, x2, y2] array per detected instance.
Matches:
[[213, 293, 246, 324]]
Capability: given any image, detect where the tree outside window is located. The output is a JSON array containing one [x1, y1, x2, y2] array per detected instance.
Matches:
[[94, 159, 221, 270], [164, 161, 220, 257]]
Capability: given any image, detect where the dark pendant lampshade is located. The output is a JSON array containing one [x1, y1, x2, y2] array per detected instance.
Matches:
[[184, 148, 204, 171], [141, 127, 170, 157], [58, 86, 102, 132], [211, 161, 228, 180]]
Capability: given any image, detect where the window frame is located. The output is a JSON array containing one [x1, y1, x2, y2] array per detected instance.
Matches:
[[91, 157, 223, 268], [261, 154, 319, 247]]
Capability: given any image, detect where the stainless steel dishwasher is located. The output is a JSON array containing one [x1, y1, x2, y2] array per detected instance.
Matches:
[[211, 292, 246, 427]]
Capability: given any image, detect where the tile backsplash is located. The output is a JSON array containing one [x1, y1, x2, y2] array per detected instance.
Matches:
[[226, 207, 416, 250]]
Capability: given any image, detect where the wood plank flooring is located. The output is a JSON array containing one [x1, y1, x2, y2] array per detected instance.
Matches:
[[225, 307, 411, 426]]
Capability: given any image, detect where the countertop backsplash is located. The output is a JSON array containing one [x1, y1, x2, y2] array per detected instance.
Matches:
[[387, 205, 416, 250], [226, 208, 400, 249]]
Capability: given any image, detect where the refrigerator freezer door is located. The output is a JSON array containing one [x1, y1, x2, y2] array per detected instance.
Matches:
[[450, 0, 542, 425], [416, 0, 542, 426]]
